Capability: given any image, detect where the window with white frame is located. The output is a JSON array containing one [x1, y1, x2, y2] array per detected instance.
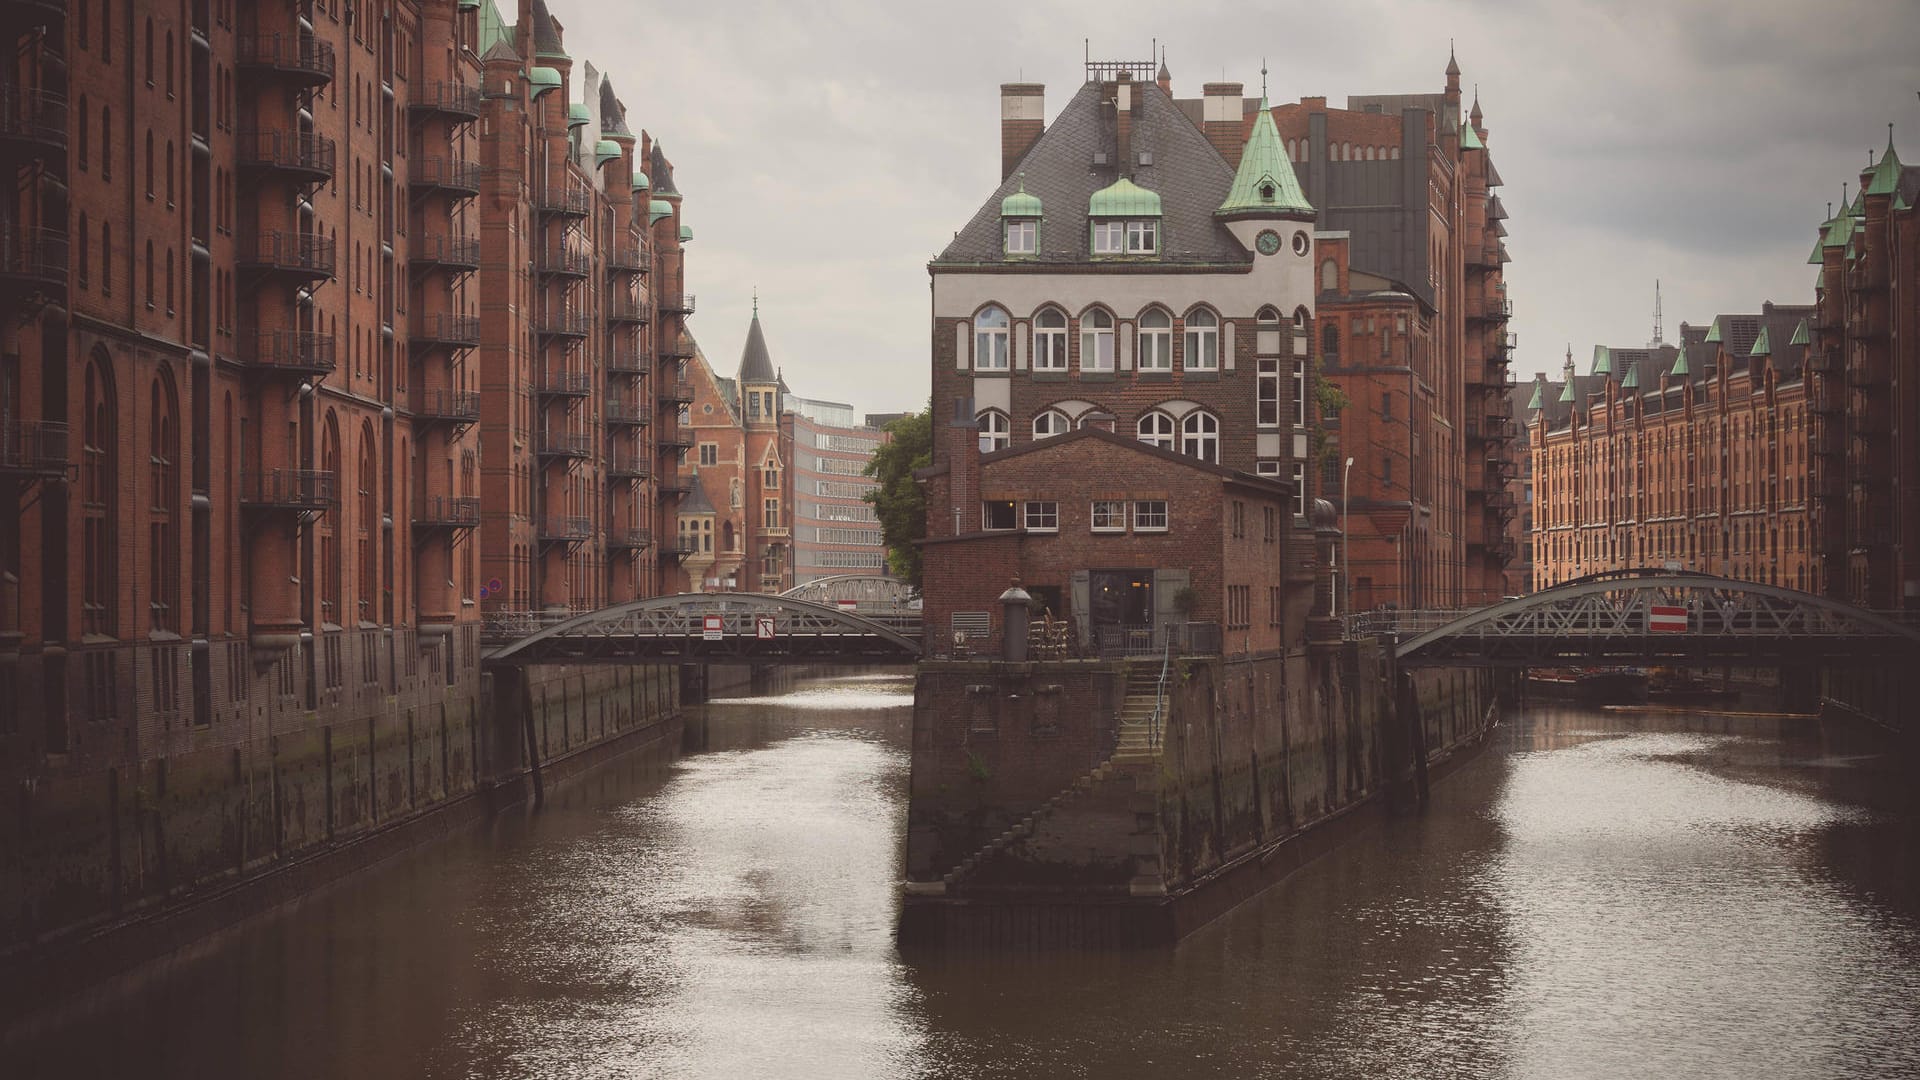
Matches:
[[1134, 500, 1169, 531], [1126, 220, 1158, 253], [1137, 411, 1175, 450], [1256, 460, 1281, 477], [982, 500, 1017, 530], [765, 497, 781, 529], [1032, 409, 1070, 439], [1023, 500, 1058, 531], [1091, 499, 1127, 532], [1080, 308, 1115, 371], [1184, 308, 1218, 370], [974, 306, 1009, 370], [1138, 309, 1172, 371], [1033, 307, 1067, 370], [1292, 462, 1306, 516], [1257, 359, 1279, 427], [1092, 220, 1125, 254], [1293, 360, 1307, 426], [977, 409, 1009, 452], [1181, 411, 1219, 463], [1004, 219, 1036, 255]]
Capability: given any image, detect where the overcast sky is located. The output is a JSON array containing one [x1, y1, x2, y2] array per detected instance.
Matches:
[[556, 0, 1919, 418]]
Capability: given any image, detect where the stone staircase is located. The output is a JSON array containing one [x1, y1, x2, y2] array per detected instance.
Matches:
[[938, 663, 1167, 891]]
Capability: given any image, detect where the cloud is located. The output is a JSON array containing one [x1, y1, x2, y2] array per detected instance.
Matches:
[[555, 0, 1920, 407]]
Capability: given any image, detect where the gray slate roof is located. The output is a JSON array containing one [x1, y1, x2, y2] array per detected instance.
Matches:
[[738, 313, 776, 384], [600, 79, 630, 137], [935, 80, 1247, 267], [649, 143, 678, 196], [680, 469, 717, 515], [530, 0, 565, 57]]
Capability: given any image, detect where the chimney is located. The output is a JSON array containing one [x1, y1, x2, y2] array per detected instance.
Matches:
[[1114, 72, 1134, 177], [1202, 82, 1245, 165], [947, 397, 981, 537], [1000, 83, 1045, 179]]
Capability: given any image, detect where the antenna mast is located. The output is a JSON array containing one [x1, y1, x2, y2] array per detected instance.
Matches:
[[1652, 279, 1663, 348]]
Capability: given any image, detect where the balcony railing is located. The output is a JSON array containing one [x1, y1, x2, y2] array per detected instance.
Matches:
[[0, 225, 68, 295], [536, 246, 591, 277], [607, 349, 650, 377], [540, 515, 593, 542], [607, 455, 651, 480], [606, 399, 650, 427], [408, 80, 483, 120], [410, 233, 482, 272], [607, 244, 646, 272], [537, 431, 593, 459], [658, 536, 700, 560], [412, 312, 481, 349], [607, 299, 647, 324], [605, 528, 652, 551], [0, 1, 70, 27], [661, 380, 695, 404], [240, 230, 335, 279], [658, 472, 693, 495], [657, 428, 695, 450], [0, 85, 68, 154], [659, 344, 695, 362], [414, 495, 480, 529], [535, 312, 593, 338], [240, 469, 337, 512], [412, 388, 480, 425], [236, 130, 335, 183], [246, 330, 336, 377], [410, 157, 481, 196], [537, 181, 592, 217], [537, 370, 593, 397], [660, 293, 696, 316], [236, 33, 336, 86], [0, 419, 68, 476]]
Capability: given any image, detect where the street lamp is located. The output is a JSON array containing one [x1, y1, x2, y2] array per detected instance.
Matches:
[[1341, 456, 1355, 618]]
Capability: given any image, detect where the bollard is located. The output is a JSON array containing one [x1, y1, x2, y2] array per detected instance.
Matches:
[[1000, 581, 1033, 663]]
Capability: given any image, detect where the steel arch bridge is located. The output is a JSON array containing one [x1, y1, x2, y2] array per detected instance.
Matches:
[[1344, 569, 1920, 668], [780, 574, 918, 610], [481, 593, 923, 666]]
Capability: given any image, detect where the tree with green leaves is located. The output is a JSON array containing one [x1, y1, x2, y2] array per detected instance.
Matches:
[[863, 404, 932, 587]]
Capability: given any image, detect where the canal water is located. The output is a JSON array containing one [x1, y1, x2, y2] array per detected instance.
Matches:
[[12, 669, 1919, 1079]]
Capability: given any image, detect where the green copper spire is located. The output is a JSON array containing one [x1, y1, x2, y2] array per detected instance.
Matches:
[[1527, 378, 1544, 411], [1216, 97, 1314, 219], [1790, 318, 1810, 347], [478, 0, 512, 53], [1089, 177, 1162, 217], [1620, 361, 1639, 391], [1704, 318, 1722, 344], [1558, 379, 1575, 403], [1749, 325, 1772, 357], [1866, 129, 1903, 196], [1807, 234, 1826, 264], [1591, 345, 1612, 377], [1669, 346, 1690, 378], [1460, 119, 1485, 151], [1000, 175, 1043, 218]]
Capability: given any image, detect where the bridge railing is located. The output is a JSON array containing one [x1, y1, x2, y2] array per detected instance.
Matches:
[[922, 621, 1220, 661]]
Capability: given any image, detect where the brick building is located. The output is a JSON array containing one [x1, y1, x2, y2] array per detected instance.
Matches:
[[929, 52, 1515, 617], [919, 421, 1303, 655], [0, 2, 690, 794], [1530, 305, 1814, 590]]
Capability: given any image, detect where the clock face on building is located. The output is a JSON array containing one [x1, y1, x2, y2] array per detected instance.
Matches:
[[1256, 230, 1282, 256]]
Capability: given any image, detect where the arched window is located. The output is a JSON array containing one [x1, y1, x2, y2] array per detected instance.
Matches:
[[723, 520, 736, 552], [149, 371, 179, 632], [1033, 409, 1071, 439], [1032, 306, 1068, 371], [1183, 308, 1219, 371], [973, 306, 1009, 370], [165, 31, 174, 96], [1390, 147, 1400, 160], [1321, 257, 1338, 292], [82, 351, 118, 638], [144, 240, 154, 307], [320, 414, 342, 625], [1181, 411, 1220, 463], [1138, 308, 1173, 371], [977, 409, 1009, 453], [100, 221, 111, 296], [1137, 411, 1176, 451], [77, 213, 89, 289], [1256, 305, 1281, 325], [144, 131, 153, 196], [1079, 307, 1115, 371], [145, 19, 154, 85], [77, 96, 88, 171], [358, 425, 378, 622], [101, 105, 111, 181], [165, 141, 174, 206], [1322, 321, 1341, 361], [165, 248, 174, 312]]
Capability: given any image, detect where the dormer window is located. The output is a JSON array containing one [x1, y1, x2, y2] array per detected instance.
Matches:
[[1087, 177, 1162, 258], [1093, 221, 1125, 254], [1005, 219, 1036, 255], [1126, 221, 1158, 253]]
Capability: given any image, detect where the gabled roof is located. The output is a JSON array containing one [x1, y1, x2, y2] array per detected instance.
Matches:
[[920, 425, 1293, 498], [1217, 98, 1313, 219], [738, 310, 776, 384], [935, 79, 1246, 267]]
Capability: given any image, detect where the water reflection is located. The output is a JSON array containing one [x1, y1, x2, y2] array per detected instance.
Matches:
[[9, 682, 1918, 1080]]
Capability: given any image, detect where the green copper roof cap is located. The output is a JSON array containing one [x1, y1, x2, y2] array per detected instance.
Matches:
[[1591, 344, 1612, 376], [1749, 325, 1772, 357], [529, 67, 562, 98], [1558, 380, 1575, 403], [1790, 318, 1810, 347], [567, 102, 591, 127], [1866, 134, 1903, 196], [1088, 176, 1162, 217], [1849, 185, 1866, 218], [1807, 233, 1826, 264], [1000, 176, 1043, 218], [648, 198, 673, 224], [679, 224, 693, 242], [1216, 98, 1314, 219], [594, 138, 621, 169], [1704, 318, 1723, 344], [1670, 347, 1690, 378], [478, 0, 512, 53], [1896, 190, 1912, 212], [631, 171, 650, 191], [1621, 362, 1639, 391], [1527, 379, 1544, 411], [457, 0, 480, 9], [1460, 121, 1485, 151]]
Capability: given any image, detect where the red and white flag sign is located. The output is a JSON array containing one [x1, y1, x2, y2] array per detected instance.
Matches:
[[1648, 604, 1688, 633]]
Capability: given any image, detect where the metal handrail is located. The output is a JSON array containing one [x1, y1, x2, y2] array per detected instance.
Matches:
[[1149, 634, 1171, 749]]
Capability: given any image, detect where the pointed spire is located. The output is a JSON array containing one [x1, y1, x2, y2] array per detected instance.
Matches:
[[1446, 41, 1460, 77], [1669, 344, 1691, 378], [1217, 86, 1313, 220], [1866, 125, 1903, 196], [1591, 345, 1612, 377], [1620, 360, 1639, 391], [1527, 376, 1544, 412], [752, 288, 758, 317], [1470, 86, 1483, 124], [739, 301, 776, 385]]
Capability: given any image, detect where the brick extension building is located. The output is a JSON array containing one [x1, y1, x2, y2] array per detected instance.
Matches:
[[0, 3, 691, 778], [929, 52, 1516, 616], [1529, 134, 1917, 605]]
